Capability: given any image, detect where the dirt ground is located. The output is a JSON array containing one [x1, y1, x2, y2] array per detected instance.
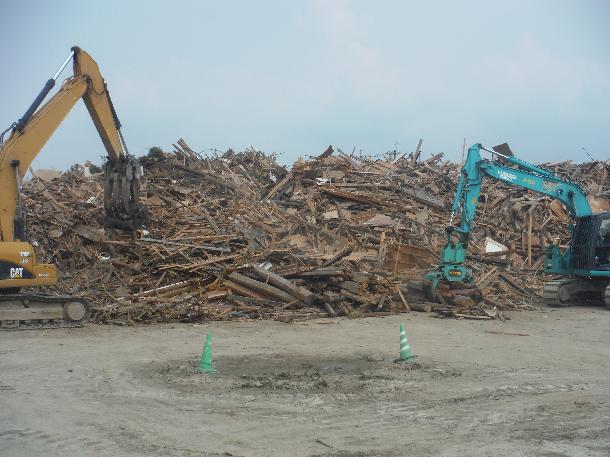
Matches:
[[1, 307, 610, 457]]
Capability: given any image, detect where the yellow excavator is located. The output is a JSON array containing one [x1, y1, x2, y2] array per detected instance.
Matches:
[[0, 46, 147, 329]]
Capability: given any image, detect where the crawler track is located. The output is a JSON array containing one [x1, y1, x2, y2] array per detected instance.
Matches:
[[543, 278, 608, 308], [542, 280, 568, 307], [0, 293, 90, 330]]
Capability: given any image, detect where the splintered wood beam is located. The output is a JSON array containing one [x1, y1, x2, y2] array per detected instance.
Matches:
[[227, 272, 297, 303], [250, 265, 317, 304]]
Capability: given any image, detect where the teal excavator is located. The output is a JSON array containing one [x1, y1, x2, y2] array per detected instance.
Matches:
[[425, 143, 610, 307]]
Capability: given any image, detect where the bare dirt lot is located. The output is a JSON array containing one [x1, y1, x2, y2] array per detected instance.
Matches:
[[2, 307, 610, 457]]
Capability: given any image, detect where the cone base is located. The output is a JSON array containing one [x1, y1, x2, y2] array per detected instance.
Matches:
[[393, 356, 416, 364], [197, 365, 217, 373]]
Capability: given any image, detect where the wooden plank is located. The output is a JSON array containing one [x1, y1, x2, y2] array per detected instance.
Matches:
[[395, 286, 410, 312], [224, 280, 266, 299], [117, 280, 193, 300], [476, 266, 497, 288], [320, 244, 353, 268], [410, 302, 432, 312], [408, 138, 423, 166], [498, 272, 535, 297], [201, 207, 222, 235], [485, 330, 529, 337], [264, 172, 293, 200]]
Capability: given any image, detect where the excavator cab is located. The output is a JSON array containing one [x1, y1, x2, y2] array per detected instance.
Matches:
[[593, 215, 610, 269], [570, 213, 610, 271], [544, 212, 610, 308]]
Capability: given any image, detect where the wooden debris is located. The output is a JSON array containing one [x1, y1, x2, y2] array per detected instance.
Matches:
[[21, 138, 609, 323]]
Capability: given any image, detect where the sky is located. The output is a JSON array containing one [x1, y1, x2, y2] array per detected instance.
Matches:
[[0, 0, 608, 170]]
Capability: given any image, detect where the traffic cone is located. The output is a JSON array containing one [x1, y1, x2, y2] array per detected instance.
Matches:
[[398, 324, 413, 361], [197, 333, 216, 373]]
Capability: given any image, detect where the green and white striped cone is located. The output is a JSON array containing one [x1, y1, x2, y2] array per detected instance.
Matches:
[[399, 324, 413, 361]]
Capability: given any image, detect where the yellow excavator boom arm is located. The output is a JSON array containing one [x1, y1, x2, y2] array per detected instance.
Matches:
[[0, 76, 88, 242], [0, 47, 145, 243], [72, 47, 126, 162]]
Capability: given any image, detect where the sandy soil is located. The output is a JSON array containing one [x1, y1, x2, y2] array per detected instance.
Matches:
[[1, 307, 610, 457]]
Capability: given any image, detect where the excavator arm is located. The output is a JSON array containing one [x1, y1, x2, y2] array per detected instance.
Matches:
[[451, 143, 591, 232], [0, 47, 146, 243]]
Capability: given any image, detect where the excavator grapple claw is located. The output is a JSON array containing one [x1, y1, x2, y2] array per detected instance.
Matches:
[[103, 155, 149, 230]]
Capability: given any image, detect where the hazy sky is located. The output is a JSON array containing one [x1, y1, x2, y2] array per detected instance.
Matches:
[[1, 0, 608, 170]]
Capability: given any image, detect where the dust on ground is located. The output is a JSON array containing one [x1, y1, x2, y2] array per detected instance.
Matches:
[[1, 307, 610, 456]]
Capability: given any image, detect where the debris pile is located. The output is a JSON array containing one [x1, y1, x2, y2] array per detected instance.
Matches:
[[23, 139, 609, 323]]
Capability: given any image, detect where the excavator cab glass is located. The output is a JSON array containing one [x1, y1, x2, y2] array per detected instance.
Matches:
[[595, 216, 610, 269], [571, 213, 610, 270]]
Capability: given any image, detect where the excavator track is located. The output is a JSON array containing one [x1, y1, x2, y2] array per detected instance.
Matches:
[[0, 294, 90, 330], [543, 278, 608, 308], [543, 280, 571, 307]]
